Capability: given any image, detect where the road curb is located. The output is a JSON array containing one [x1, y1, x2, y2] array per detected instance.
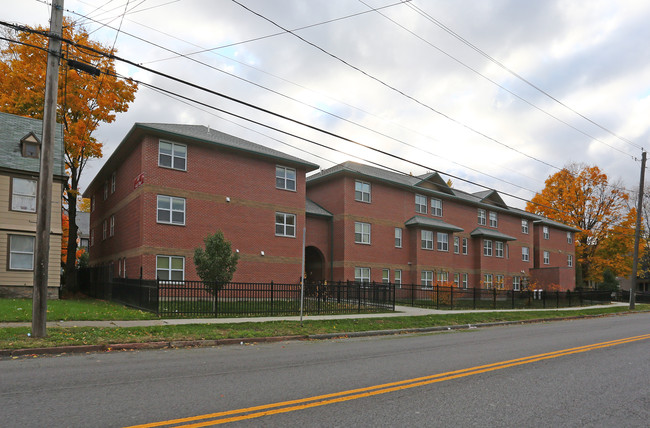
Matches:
[[1, 311, 644, 358]]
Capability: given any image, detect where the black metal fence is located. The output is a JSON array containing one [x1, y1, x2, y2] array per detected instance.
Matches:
[[395, 284, 614, 310], [79, 270, 394, 317]]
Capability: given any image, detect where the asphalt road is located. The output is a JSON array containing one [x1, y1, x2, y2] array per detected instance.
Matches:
[[2, 313, 649, 427]]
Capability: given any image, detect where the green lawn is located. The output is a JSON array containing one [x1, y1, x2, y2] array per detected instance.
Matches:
[[0, 298, 156, 322]]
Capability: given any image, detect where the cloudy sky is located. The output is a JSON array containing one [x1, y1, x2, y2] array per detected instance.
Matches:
[[5, 0, 650, 208]]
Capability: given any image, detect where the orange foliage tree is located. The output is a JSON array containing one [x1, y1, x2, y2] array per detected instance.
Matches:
[[0, 18, 137, 292], [526, 163, 633, 285]]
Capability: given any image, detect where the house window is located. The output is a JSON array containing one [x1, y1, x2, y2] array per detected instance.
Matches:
[[522, 247, 530, 262], [513, 276, 521, 291], [478, 209, 486, 225], [103, 181, 108, 200], [90, 229, 94, 247], [80, 238, 89, 249], [421, 270, 433, 288], [11, 178, 37, 212], [276, 212, 296, 237], [543, 251, 550, 265], [484, 274, 493, 289], [109, 215, 115, 237], [355, 267, 370, 284], [159, 141, 187, 171], [437, 232, 449, 251], [568, 254, 573, 267], [395, 228, 403, 248], [395, 270, 402, 287], [454, 273, 460, 287], [495, 241, 504, 258], [276, 166, 296, 191], [122, 258, 127, 278], [355, 180, 371, 202], [496, 275, 504, 289], [156, 255, 184, 281], [454, 236, 460, 254], [483, 239, 493, 256], [157, 195, 186, 225], [489, 212, 498, 228], [431, 198, 442, 216], [9, 235, 35, 270], [522, 220, 529, 234], [421, 230, 434, 250], [462, 238, 468, 255], [567, 232, 573, 244], [102, 220, 107, 240], [543, 226, 549, 239], [355, 222, 371, 244], [382, 269, 390, 284], [462, 273, 468, 289], [415, 194, 427, 214], [91, 196, 95, 212], [437, 271, 448, 285], [111, 172, 116, 194], [22, 142, 39, 158]]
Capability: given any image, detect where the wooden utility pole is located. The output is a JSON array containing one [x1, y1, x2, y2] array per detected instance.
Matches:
[[629, 150, 646, 310], [32, 0, 64, 338]]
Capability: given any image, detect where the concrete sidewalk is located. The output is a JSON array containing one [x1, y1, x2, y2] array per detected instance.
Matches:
[[0, 303, 628, 329]]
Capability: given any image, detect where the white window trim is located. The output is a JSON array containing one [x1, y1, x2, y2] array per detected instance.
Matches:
[[489, 212, 498, 228], [276, 212, 297, 237], [158, 140, 187, 171], [483, 239, 493, 256], [437, 232, 449, 252], [544, 251, 550, 265], [394, 269, 402, 287], [157, 195, 186, 226], [355, 222, 371, 244], [395, 227, 402, 248], [276, 166, 297, 192], [109, 215, 115, 237], [156, 255, 185, 282], [478, 209, 486, 226], [568, 254, 573, 267], [462, 238, 468, 255], [415, 194, 427, 214], [522, 247, 530, 262], [462, 273, 468, 289], [421, 230, 434, 250], [382, 268, 390, 284], [454, 236, 460, 254], [354, 180, 371, 203], [8, 234, 35, 271], [431, 198, 443, 217], [355, 267, 370, 284], [543, 226, 549, 240], [421, 270, 433, 289], [495, 241, 504, 258], [522, 220, 529, 234], [513, 276, 521, 291], [111, 171, 116, 194], [11, 177, 37, 212]]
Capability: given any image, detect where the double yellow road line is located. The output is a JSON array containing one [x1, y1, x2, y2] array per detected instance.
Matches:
[[127, 333, 650, 427]]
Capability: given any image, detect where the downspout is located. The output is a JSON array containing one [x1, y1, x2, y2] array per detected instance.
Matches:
[[329, 215, 334, 282]]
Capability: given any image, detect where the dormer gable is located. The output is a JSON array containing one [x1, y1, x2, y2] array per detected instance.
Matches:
[[20, 132, 41, 159], [415, 172, 454, 195], [473, 189, 508, 209]]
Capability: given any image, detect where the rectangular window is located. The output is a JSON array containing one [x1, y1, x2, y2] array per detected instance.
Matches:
[[415, 194, 427, 214], [462, 273, 468, 289], [276, 166, 297, 191], [355, 222, 371, 244], [111, 171, 116, 194], [421, 270, 433, 288], [454, 236, 460, 254], [522, 247, 530, 262], [484, 274, 493, 289], [109, 215, 115, 237], [567, 232, 573, 244], [91, 196, 95, 212], [11, 178, 37, 212], [437, 232, 449, 251], [437, 271, 448, 285], [543, 226, 549, 239], [495, 241, 504, 258], [478, 209, 486, 225], [276, 212, 296, 237], [90, 229, 94, 247], [522, 220, 529, 234], [102, 220, 107, 240], [431, 198, 442, 216], [483, 239, 493, 256], [156, 255, 185, 281], [395, 270, 402, 286], [568, 254, 573, 267], [159, 141, 187, 171], [462, 238, 468, 255], [157, 195, 186, 225], [513, 276, 521, 291], [489, 212, 498, 228], [454, 273, 460, 287], [9, 235, 35, 270], [354, 180, 371, 202], [355, 267, 370, 284], [103, 181, 108, 200], [421, 230, 434, 250], [544, 251, 550, 265], [382, 269, 390, 284], [496, 274, 504, 289], [395, 228, 402, 248]]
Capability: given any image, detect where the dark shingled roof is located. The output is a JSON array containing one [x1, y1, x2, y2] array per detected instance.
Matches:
[[0, 111, 65, 177], [405, 216, 464, 232], [306, 199, 332, 217], [470, 227, 517, 241]]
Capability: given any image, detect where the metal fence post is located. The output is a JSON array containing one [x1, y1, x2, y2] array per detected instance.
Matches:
[[450, 285, 454, 310], [270, 281, 274, 315], [492, 287, 496, 309], [357, 281, 361, 313], [556, 290, 560, 308], [511, 289, 515, 309], [436, 284, 439, 309], [214, 281, 219, 317], [567, 290, 572, 307], [156, 277, 160, 316], [473, 286, 477, 310]]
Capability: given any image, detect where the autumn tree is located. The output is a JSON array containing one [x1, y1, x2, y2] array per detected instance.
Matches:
[[0, 18, 137, 293], [194, 231, 239, 294], [526, 163, 633, 286]]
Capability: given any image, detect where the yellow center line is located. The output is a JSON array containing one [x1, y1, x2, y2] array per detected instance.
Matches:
[[125, 333, 650, 428]]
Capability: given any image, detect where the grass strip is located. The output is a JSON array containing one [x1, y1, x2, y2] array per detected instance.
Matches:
[[2, 305, 647, 351], [0, 298, 155, 322]]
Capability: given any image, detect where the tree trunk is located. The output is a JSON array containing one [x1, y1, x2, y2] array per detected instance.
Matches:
[[64, 172, 79, 295]]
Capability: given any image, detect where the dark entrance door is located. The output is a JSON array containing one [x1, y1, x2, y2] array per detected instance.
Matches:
[[305, 246, 325, 282]]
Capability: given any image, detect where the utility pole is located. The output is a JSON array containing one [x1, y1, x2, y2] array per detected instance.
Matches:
[[32, 0, 64, 338], [629, 150, 646, 310]]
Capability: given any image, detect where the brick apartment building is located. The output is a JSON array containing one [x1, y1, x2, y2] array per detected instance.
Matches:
[[85, 124, 577, 290]]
